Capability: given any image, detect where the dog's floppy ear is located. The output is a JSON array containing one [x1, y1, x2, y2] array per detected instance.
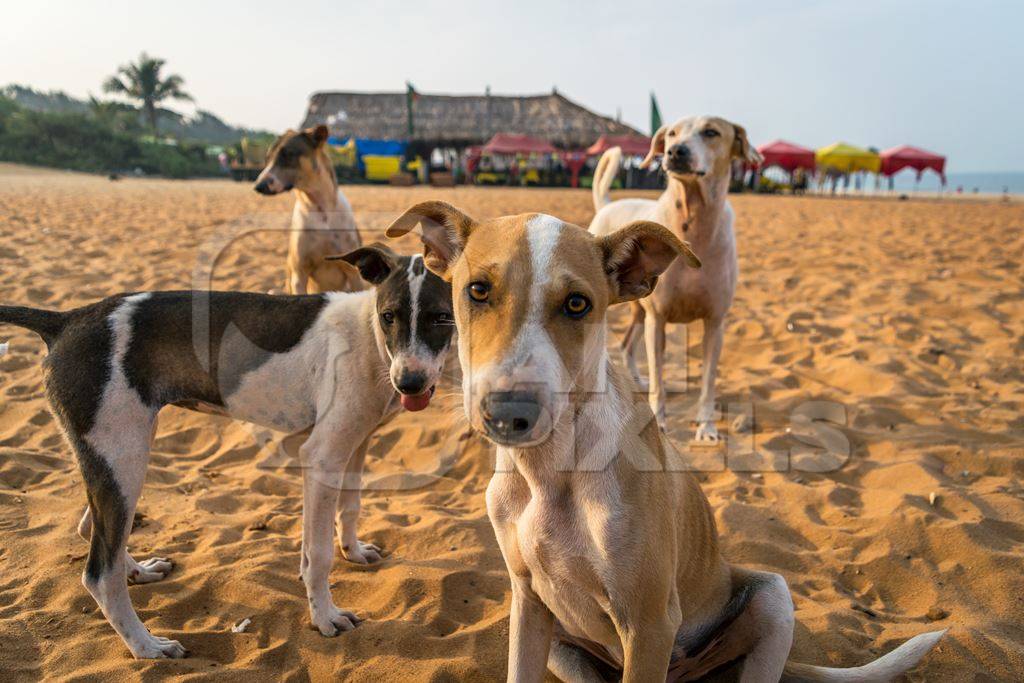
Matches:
[[731, 123, 762, 165], [385, 201, 476, 280], [598, 221, 700, 303], [306, 124, 330, 147], [326, 242, 396, 285], [640, 125, 668, 169]]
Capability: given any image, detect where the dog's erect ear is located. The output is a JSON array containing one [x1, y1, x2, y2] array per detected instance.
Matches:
[[306, 124, 330, 147], [326, 243, 396, 285], [731, 123, 762, 165], [385, 201, 476, 279], [640, 126, 668, 169], [598, 221, 700, 303]]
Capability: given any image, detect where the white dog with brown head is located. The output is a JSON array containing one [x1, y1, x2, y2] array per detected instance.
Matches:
[[387, 200, 943, 682], [590, 115, 761, 441]]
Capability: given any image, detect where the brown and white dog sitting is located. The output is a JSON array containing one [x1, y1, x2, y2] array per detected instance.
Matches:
[[255, 125, 364, 294], [589, 116, 762, 442], [387, 201, 944, 682], [0, 246, 453, 658]]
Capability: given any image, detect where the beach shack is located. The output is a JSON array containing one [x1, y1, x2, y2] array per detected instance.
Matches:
[[299, 87, 641, 185]]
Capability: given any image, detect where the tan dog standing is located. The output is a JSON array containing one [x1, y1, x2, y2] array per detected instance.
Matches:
[[255, 125, 364, 293], [387, 201, 944, 682], [590, 116, 761, 441]]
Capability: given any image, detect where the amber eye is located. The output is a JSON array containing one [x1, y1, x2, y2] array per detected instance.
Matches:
[[563, 294, 591, 319], [468, 281, 490, 303]]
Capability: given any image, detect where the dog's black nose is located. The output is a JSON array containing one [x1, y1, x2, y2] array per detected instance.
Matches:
[[481, 391, 541, 442], [395, 371, 429, 395], [253, 180, 272, 195], [667, 144, 691, 160]]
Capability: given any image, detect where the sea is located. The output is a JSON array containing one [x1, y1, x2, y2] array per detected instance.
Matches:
[[889, 171, 1024, 195]]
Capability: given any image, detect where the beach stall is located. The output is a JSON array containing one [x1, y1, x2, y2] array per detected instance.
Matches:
[[880, 145, 946, 187], [584, 134, 654, 190], [758, 140, 817, 173], [815, 142, 881, 173], [483, 133, 556, 155], [479, 133, 557, 186], [755, 140, 817, 193], [347, 138, 408, 181], [815, 143, 881, 193], [586, 134, 651, 158]]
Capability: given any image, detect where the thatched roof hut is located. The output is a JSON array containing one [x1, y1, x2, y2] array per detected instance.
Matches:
[[300, 88, 641, 150]]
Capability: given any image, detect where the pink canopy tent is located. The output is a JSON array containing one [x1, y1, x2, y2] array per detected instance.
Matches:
[[757, 140, 816, 173], [483, 133, 556, 155], [880, 145, 946, 184], [586, 134, 651, 157]]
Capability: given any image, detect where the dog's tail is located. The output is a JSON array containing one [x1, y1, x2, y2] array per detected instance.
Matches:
[[782, 629, 945, 682], [592, 146, 622, 211], [0, 305, 68, 347]]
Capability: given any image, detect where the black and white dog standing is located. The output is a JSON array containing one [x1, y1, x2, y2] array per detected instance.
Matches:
[[0, 245, 453, 659]]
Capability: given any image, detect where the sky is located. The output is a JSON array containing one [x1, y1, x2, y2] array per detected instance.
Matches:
[[2, 0, 1021, 172]]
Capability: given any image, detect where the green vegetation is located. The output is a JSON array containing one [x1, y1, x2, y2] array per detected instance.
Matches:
[[0, 54, 274, 179], [103, 53, 193, 135], [0, 95, 221, 178]]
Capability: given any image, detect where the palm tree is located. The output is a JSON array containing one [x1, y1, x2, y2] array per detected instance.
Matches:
[[102, 53, 192, 135]]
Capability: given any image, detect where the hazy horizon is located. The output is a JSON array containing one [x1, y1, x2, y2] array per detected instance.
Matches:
[[2, 0, 1020, 173]]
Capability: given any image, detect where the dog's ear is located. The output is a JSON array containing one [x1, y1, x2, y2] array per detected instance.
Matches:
[[731, 123, 762, 165], [326, 243, 396, 285], [598, 221, 700, 303], [306, 124, 330, 147], [385, 201, 476, 280], [640, 126, 668, 169]]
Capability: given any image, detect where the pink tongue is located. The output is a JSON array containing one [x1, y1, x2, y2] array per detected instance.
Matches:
[[400, 391, 432, 412]]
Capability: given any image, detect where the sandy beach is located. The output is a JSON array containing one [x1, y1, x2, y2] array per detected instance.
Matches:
[[0, 163, 1021, 681]]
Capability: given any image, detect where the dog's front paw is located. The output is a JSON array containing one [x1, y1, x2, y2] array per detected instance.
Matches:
[[693, 421, 721, 443], [129, 633, 188, 659], [342, 540, 382, 565], [310, 605, 361, 637]]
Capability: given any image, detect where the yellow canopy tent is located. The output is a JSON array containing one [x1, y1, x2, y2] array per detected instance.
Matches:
[[815, 142, 881, 174]]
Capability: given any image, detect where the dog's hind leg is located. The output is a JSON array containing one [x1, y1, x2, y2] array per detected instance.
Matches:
[[73, 412, 186, 659], [668, 569, 792, 681], [734, 571, 793, 682], [77, 507, 172, 584], [336, 436, 381, 564], [548, 639, 617, 682]]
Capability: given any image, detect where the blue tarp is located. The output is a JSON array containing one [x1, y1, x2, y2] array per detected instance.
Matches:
[[329, 137, 407, 171]]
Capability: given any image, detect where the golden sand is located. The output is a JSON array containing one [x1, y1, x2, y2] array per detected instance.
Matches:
[[0, 164, 1021, 680]]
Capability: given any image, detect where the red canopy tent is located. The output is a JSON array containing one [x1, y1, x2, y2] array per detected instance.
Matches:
[[880, 145, 946, 184], [483, 133, 556, 155], [586, 134, 651, 157], [756, 140, 816, 173]]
